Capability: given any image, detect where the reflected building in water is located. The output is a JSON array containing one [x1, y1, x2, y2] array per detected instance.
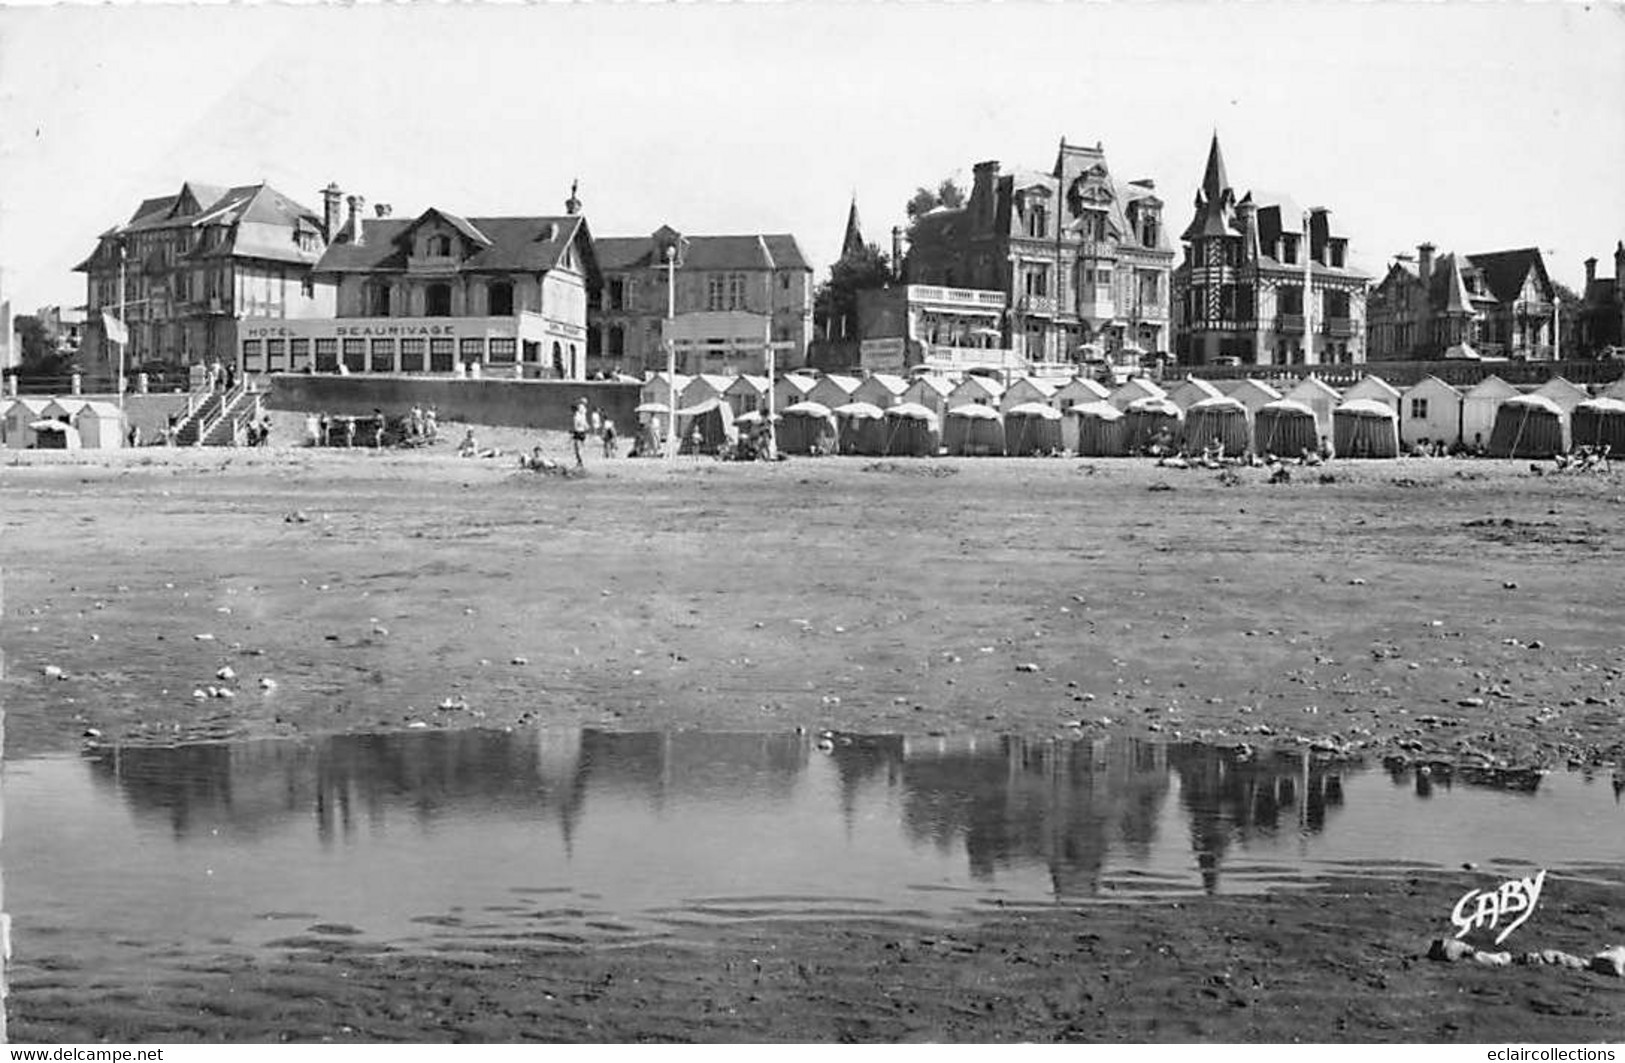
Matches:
[[85, 729, 1351, 895]]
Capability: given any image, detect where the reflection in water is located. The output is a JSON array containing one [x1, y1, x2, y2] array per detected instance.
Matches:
[[85, 730, 1359, 898]]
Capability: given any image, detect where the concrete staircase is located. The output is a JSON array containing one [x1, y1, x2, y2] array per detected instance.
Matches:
[[173, 384, 252, 446]]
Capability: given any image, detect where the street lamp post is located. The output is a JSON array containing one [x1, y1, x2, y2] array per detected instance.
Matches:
[[116, 239, 128, 420], [664, 244, 678, 461]]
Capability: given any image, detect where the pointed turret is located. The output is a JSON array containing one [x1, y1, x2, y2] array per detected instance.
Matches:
[[841, 196, 865, 260], [1200, 130, 1230, 204], [1442, 254, 1474, 315], [1181, 131, 1237, 242]]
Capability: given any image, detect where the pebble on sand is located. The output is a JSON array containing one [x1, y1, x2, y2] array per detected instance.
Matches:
[[1427, 938, 1476, 963], [1590, 946, 1625, 977]]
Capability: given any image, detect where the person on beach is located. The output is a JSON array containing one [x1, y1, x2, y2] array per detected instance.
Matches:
[[571, 398, 590, 467], [602, 417, 617, 458]]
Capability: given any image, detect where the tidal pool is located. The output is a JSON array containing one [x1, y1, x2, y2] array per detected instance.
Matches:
[[5, 729, 1621, 985]]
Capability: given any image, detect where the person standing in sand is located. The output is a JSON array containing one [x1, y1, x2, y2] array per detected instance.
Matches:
[[571, 398, 590, 467]]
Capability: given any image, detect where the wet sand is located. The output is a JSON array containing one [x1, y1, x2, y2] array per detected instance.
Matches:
[[4, 441, 1624, 1041]]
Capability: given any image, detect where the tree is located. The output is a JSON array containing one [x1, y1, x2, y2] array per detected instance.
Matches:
[[9, 314, 75, 383], [1552, 281, 1584, 358], [814, 243, 892, 340], [905, 177, 967, 220]]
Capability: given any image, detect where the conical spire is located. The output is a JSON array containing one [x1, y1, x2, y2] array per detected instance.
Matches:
[[1443, 254, 1474, 315], [841, 195, 865, 259], [1201, 130, 1230, 202]]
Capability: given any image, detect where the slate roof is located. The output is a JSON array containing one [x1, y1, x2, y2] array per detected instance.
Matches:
[[78, 181, 326, 271], [1463, 248, 1550, 304], [314, 213, 594, 277], [596, 232, 811, 273]]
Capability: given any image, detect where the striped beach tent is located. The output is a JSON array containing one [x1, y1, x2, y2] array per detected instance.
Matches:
[[1064, 401, 1128, 457], [943, 404, 1005, 456], [1332, 398, 1402, 459], [1122, 396, 1184, 454], [1005, 402, 1063, 456], [882, 402, 941, 457], [1572, 397, 1625, 451], [1184, 395, 1252, 456], [779, 401, 838, 455], [1254, 399, 1319, 458], [1487, 394, 1569, 459]]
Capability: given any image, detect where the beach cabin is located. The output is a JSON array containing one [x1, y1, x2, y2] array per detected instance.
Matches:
[[1065, 401, 1128, 457], [723, 375, 771, 419], [41, 397, 88, 424], [943, 404, 1005, 456], [676, 397, 737, 454], [807, 373, 861, 412], [0, 398, 9, 444], [947, 375, 1005, 410], [1333, 399, 1402, 459], [1052, 376, 1112, 412], [641, 372, 691, 411], [1488, 394, 1569, 459], [1122, 397, 1184, 454], [1004, 402, 1063, 456], [3, 397, 49, 448], [1461, 375, 1519, 451], [1573, 398, 1625, 451], [1285, 376, 1341, 443], [832, 402, 887, 455], [1000, 377, 1059, 414], [1167, 377, 1224, 412], [881, 403, 941, 457], [1217, 378, 1282, 416], [779, 401, 837, 455], [1399, 376, 1464, 449], [901, 375, 955, 420], [1253, 399, 1319, 458], [851, 373, 909, 411], [1342, 375, 1403, 415], [29, 419, 82, 450], [777, 373, 818, 407], [74, 400, 125, 450], [1184, 396, 1252, 456], [1108, 377, 1167, 412], [1532, 377, 1589, 415], [680, 373, 733, 409]]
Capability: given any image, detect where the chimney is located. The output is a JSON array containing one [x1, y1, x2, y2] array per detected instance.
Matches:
[[346, 195, 365, 246], [1309, 208, 1330, 265], [1615, 240, 1624, 281], [1235, 198, 1259, 263], [972, 160, 1000, 223], [374, 203, 392, 218], [1418, 243, 1435, 285], [1135, 179, 1155, 190], [322, 183, 342, 241], [891, 226, 904, 279], [565, 179, 582, 216], [1586, 257, 1597, 286]]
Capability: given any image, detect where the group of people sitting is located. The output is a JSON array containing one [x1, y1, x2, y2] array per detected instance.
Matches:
[[1552, 444, 1613, 474], [1154, 435, 1333, 473]]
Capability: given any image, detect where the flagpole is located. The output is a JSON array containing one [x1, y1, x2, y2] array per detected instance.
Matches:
[[1302, 211, 1313, 366], [117, 240, 127, 420]]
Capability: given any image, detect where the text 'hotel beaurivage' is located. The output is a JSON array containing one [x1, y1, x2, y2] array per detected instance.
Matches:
[[69, 131, 1589, 383]]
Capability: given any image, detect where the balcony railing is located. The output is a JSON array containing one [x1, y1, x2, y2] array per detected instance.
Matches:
[[1018, 295, 1057, 315], [906, 285, 1006, 310], [1324, 317, 1354, 337], [1276, 313, 1305, 332]]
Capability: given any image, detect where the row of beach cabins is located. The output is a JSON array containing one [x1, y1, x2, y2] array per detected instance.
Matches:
[[0, 396, 129, 450], [637, 370, 1625, 460]]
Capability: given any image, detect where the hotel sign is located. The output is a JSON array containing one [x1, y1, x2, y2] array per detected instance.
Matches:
[[240, 317, 517, 341]]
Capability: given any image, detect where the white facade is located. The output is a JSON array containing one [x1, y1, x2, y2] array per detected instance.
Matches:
[[1343, 374, 1403, 414], [1462, 374, 1519, 447], [1399, 376, 1464, 447]]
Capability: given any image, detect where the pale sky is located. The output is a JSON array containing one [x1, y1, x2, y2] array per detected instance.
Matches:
[[2, 1, 1623, 314]]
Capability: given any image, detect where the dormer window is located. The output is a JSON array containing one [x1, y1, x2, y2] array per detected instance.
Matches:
[[428, 234, 453, 257], [1141, 212, 1159, 248], [1281, 235, 1299, 265], [1025, 205, 1047, 239]]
